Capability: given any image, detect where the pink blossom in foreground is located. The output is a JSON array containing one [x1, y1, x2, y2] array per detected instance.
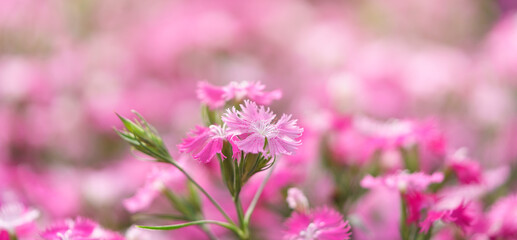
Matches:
[[287, 188, 309, 213], [178, 125, 238, 163], [0, 201, 39, 234], [361, 171, 444, 193], [0, 230, 7, 240], [447, 149, 482, 184], [197, 81, 282, 109], [222, 100, 303, 156], [40, 217, 124, 240], [284, 207, 351, 240], [123, 166, 182, 213], [420, 202, 473, 234], [485, 194, 517, 238]]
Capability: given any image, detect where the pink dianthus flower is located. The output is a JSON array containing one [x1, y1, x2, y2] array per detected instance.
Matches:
[[485, 195, 517, 238], [361, 171, 444, 193], [404, 191, 437, 224], [123, 166, 182, 213], [178, 124, 238, 163], [40, 217, 123, 240], [0, 201, 39, 235], [197, 81, 282, 109], [222, 100, 303, 156], [420, 202, 473, 234], [284, 207, 351, 240], [287, 188, 310, 213], [448, 149, 482, 184], [0, 230, 7, 240]]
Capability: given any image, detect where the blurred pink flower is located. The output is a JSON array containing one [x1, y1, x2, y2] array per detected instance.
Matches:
[[350, 188, 400, 240], [283, 207, 351, 240], [485, 13, 517, 80], [0, 201, 39, 236], [123, 165, 183, 213], [197, 82, 227, 109], [328, 116, 446, 167], [222, 100, 303, 156], [420, 202, 473, 234], [485, 194, 517, 238], [286, 188, 309, 213], [447, 149, 482, 184], [404, 191, 437, 224], [40, 217, 123, 240], [0, 230, 7, 240], [361, 171, 444, 193], [197, 81, 282, 109], [178, 125, 238, 163]]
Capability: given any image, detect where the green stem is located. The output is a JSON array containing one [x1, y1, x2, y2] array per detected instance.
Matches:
[[9, 233, 17, 240], [400, 193, 410, 240], [243, 162, 276, 227], [234, 196, 248, 239], [162, 156, 236, 226]]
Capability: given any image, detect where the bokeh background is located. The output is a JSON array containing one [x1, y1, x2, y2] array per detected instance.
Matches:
[[1, 0, 517, 237]]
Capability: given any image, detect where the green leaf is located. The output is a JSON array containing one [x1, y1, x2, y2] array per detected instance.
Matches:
[[115, 111, 173, 163], [137, 220, 236, 231]]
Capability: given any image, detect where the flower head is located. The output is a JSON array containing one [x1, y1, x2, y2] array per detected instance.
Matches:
[[41, 217, 97, 240], [178, 124, 238, 163], [287, 188, 310, 213], [404, 191, 437, 224], [40, 217, 123, 240], [123, 166, 182, 213], [420, 202, 473, 234], [0, 201, 39, 233], [196, 82, 227, 109], [197, 81, 282, 109], [284, 207, 351, 240], [0, 230, 8, 240], [486, 195, 517, 238], [222, 100, 303, 156], [361, 171, 444, 193], [448, 148, 482, 184]]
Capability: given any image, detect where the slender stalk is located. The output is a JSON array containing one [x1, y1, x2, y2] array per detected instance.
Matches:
[[161, 156, 236, 226], [400, 193, 410, 240], [234, 196, 248, 239], [243, 162, 276, 226], [235, 197, 245, 226]]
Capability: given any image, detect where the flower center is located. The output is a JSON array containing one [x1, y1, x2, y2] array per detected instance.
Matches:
[[252, 120, 278, 138], [209, 125, 228, 138]]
